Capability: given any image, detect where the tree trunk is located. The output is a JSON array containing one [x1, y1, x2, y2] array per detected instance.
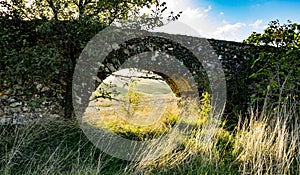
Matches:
[[64, 75, 74, 119], [63, 38, 77, 119]]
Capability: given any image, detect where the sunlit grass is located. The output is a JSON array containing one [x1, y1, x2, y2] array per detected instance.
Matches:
[[233, 100, 300, 175], [83, 93, 181, 141]]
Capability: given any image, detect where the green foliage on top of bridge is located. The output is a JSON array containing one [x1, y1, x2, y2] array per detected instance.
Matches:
[[244, 20, 300, 109]]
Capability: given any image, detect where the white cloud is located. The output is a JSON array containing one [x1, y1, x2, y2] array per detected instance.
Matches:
[[143, 0, 213, 37], [211, 22, 248, 41], [249, 19, 263, 29], [214, 22, 246, 35], [184, 7, 207, 19], [204, 5, 212, 13], [140, 0, 265, 42]]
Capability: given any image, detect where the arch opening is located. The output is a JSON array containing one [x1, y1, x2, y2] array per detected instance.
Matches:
[[76, 33, 222, 142], [83, 68, 183, 140]]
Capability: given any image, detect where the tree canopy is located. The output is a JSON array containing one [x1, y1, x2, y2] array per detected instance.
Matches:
[[1, 0, 155, 22]]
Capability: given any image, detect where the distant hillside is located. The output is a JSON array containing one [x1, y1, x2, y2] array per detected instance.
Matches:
[[131, 79, 173, 95], [92, 78, 173, 99]]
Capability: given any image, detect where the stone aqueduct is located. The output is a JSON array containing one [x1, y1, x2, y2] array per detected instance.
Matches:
[[1, 31, 259, 124]]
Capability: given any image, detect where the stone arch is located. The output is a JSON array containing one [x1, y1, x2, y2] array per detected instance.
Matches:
[[95, 36, 210, 100]]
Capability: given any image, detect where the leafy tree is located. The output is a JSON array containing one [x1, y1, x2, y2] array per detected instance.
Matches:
[[1, 0, 155, 21], [0, 0, 181, 119], [244, 20, 300, 110]]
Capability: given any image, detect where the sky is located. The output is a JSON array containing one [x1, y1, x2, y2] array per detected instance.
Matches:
[[144, 0, 300, 42]]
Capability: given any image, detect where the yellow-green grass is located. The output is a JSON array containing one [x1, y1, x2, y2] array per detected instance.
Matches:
[[83, 94, 181, 141]]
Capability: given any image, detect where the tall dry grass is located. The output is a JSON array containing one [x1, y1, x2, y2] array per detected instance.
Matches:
[[233, 98, 300, 175]]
